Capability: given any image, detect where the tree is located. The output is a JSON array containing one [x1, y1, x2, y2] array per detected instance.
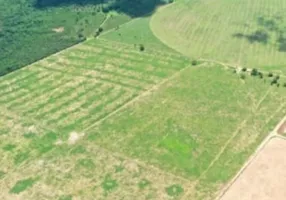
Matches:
[[98, 27, 103, 33], [242, 67, 247, 72], [251, 68, 259, 76], [192, 60, 198, 66], [139, 44, 145, 51], [271, 78, 278, 85], [258, 72, 263, 79], [268, 72, 273, 77]]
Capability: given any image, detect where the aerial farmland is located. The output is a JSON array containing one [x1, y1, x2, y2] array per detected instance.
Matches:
[[1, 0, 286, 200]]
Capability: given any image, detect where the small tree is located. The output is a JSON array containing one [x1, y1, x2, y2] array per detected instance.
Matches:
[[139, 44, 145, 52], [192, 60, 198, 66], [283, 83, 286, 87], [98, 27, 103, 33], [271, 78, 278, 85], [268, 72, 274, 77], [251, 68, 259, 76], [258, 72, 263, 79], [242, 67, 247, 72]]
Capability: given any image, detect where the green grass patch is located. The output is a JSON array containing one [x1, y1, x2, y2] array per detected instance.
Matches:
[[9, 177, 38, 194]]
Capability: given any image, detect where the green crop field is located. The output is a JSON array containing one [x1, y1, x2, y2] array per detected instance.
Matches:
[[1, 1, 286, 200], [151, 0, 286, 71]]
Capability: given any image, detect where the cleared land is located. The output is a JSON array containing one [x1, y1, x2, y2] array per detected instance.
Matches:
[[151, 0, 286, 70], [1, 15, 286, 200], [220, 137, 286, 200]]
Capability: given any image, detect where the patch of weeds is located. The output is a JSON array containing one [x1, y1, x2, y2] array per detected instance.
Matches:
[[70, 145, 86, 154], [2, 144, 16, 151], [30, 132, 57, 154], [0, 170, 6, 179], [138, 179, 151, 189], [114, 165, 124, 173], [76, 158, 95, 170], [165, 184, 184, 197], [9, 177, 39, 194], [58, 194, 73, 200], [240, 74, 246, 80], [14, 151, 29, 165], [101, 174, 118, 192]]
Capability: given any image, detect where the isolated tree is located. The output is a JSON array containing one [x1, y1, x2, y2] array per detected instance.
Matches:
[[139, 44, 145, 51], [283, 83, 286, 87], [268, 72, 274, 77], [98, 27, 103, 33], [251, 68, 258, 76], [242, 67, 247, 72], [192, 60, 198, 66], [258, 72, 263, 79]]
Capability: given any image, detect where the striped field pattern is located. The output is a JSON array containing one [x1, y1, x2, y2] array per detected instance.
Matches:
[[151, 0, 286, 71], [0, 38, 192, 199], [0, 38, 189, 135]]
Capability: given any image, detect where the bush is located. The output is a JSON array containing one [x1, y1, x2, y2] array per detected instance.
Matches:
[[240, 74, 246, 80], [139, 44, 145, 52], [268, 72, 274, 77], [192, 60, 198, 66], [251, 68, 259, 76], [98, 27, 103, 33], [271, 78, 278, 85], [283, 83, 286, 87], [258, 72, 263, 79], [242, 67, 247, 72]]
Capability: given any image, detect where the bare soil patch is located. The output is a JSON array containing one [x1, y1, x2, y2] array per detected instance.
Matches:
[[277, 121, 286, 134], [52, 27, 64, 33], [220, 137, 286, 200]]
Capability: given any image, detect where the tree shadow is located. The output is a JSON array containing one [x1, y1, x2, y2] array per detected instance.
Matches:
[[233, 30, 269, 44], [233, 15, 286, 52], [35, 0, 171, 17]]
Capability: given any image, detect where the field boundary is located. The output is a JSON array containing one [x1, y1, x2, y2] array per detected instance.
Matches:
[[83, 63, 202, 132], [0, 18, 144, 81], [216, 114, 286, 200]]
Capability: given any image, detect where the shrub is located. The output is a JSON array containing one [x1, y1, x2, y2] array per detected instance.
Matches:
[[98, 27, 103, 33], [242, 67, 247, 72], [283, 83, 286, 87], [139, 44, 145, 52], [192, 60, 198, 66], [271, 78, 278, 85], [251, 68, 258, 76], [258, 72, 263, 79], [268, 72, 273, 77], [240, 74, 246, 80]]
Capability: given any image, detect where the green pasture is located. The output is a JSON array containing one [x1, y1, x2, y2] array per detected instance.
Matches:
[[151, 0, 286, 70]]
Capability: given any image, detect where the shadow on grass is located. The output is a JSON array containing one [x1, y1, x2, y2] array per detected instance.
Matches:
[[233, 15, 286, 52], [35, 0, 171, 17]]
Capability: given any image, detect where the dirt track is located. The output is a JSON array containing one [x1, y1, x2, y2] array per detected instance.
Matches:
[[220, 137, 286, 200]]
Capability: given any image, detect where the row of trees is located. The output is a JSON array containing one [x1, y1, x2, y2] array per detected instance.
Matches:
[[238, 67, 286, 87]]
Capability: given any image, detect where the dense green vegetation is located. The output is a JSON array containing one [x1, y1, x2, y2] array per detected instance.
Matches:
[[0, 0, 170, 76]]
